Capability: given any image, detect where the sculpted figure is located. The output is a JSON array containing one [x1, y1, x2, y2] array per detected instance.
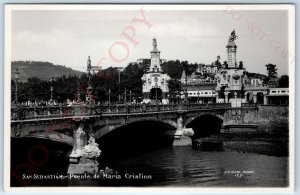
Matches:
[[82, 133, 101, 158], [229, 29, 238, 42]]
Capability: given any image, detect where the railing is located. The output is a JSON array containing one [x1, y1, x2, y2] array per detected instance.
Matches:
[[241, 103, 258, 107], [244, 84, 268, 87], [11, 103, 232, 121]]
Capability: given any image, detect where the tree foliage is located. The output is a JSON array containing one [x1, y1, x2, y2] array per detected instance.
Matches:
[[15, 59, 279, 104], [263, 63, 278, 85], [278, 75, 289, 88]]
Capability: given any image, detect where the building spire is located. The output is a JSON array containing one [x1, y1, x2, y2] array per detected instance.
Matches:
[[148, 38, 162, 73], [226, 30, 238, 67], [181, 70, 187, 83], [87, 56, 92, 72]]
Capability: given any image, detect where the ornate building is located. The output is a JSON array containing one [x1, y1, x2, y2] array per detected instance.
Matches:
[[215, 30, 246, 106], [141, 38, 171, 104], [182, 30, 274, 107]]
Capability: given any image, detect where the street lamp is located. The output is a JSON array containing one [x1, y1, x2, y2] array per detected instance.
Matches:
[[49, 77, 55, 105], [197, 91, 200, 103], [86, 56, 94, 105], [129, 90, 132, 104], [108, 88, 111, 111], [124, 87, 127, 104], [14, 68, 20, 104], [184, 89, 188, 103], [118, 70, 121, 103], [116, 67, 124, 103], [77, 80, 81, 102]]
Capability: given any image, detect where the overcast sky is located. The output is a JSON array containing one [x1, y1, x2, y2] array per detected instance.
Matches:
[[11, 8, 289, 75]]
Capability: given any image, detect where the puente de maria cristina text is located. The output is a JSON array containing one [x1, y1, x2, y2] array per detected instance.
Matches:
[[10, 30, 289, 187]]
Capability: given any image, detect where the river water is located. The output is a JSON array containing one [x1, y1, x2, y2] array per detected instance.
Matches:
[[11, 138, 288, 187], [99, 146, 288, 187]]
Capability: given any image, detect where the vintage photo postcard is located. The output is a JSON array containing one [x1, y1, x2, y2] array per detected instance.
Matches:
[[4, 4, 295, 192]]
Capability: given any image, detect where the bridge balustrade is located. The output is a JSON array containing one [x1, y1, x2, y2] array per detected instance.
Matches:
[[241, 103, 258, 107], [11, 103, 234, 121]]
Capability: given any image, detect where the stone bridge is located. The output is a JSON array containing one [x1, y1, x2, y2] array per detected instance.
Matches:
[[11, 103, 258, 166]]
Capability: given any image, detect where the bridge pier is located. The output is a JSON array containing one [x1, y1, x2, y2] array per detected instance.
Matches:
[[68, 122, 101, 176], [174, 114, 194, 145], [174, 115, 184, 138], [69, 123, 86, 163]]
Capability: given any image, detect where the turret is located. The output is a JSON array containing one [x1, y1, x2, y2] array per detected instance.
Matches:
[[181, 70, 187, 84], [148, 38, 162, 73], [226, 30, 238, 68]]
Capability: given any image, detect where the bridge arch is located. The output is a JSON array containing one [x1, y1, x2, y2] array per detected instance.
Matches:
[[95, 119, 177, 164], [94, 119, 177, 140], [11, 136, 73, 183], [186, 114, 223, 139], [18, 132, 74, 146], [184, 113, 224, 128]]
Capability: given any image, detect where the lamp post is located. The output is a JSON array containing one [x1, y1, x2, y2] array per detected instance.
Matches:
[[124, 87, 127, 104], [14, 68, 20, 104], [118, 70, 121, 103], [235, 91, 238, 107], [185, 73, 188, 103], [129, 90, 132, 104], [86, 56, 94, 105], [108, 88, 111, 111], [116, 67, 124, 103], [77, 80, 81, 102], [49, 77, 55, 105], [184, 89, 188, 103], [197, 91, 200, 103]]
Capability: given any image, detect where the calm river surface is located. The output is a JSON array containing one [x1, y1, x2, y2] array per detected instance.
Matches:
[[100, 146, 288, 187]]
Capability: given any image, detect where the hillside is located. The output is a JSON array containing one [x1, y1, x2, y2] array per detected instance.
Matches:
[[11, 61, 83, 82]]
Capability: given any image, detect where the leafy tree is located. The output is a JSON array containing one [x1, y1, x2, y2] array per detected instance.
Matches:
[[168, 79, 181, 94], [263, 63, 278, 85], [11, 59, 204, 104], [278, 75, 289, 88], [265, 64, 278, 78]]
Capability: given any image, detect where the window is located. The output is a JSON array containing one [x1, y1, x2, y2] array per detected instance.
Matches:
[[281, 90, 286, 93], [271, 91, 276, 93]]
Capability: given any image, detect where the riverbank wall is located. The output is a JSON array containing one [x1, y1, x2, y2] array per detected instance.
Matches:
[[257, 105, 289, 135]]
